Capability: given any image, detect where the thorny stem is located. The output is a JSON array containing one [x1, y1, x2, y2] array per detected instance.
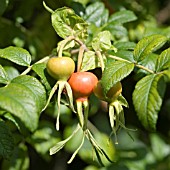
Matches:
[[108, 55, 155, 74]]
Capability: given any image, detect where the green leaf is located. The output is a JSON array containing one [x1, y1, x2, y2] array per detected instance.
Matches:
[[1, 143, 29, 170], [12, 75, 46, 113], [0, 75, 46, 132], [108, 10, 137, 25], [109, 50, 135, 62], [81, 51, 106, 71], [114, 41, 136, 50], [150, 133, 170, 161], [0, 120, 14, 159], [101, 60, 134, 95], [133, 35, 167, 62], [3, 113, 29, 135], [92, 31, 112, 51], [0, 0, 9, 16], [156, 48, 170, 72], [104, 25, 128, 39], [137, 53, 158, 74], [162, 70, 170, 82], [83, 2, 109, 27], [0, 64, 9, 84], [32, 63, 52, 92], [51, 7, 88, 40], [3, 66, 20, 81], [133, 74, 166, 131], [0, 46, 32, 66]]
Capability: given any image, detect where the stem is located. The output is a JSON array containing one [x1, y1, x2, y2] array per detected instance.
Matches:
[[108, 55, 132, 63], [95, 51, 105, 72], [108, 55, 155, 74], [43, 1, 54, 13], [21, 56, 50, 75], [58, 36, 75, 57], [77, 45, 85, 72], [135, 64, 155, 74]]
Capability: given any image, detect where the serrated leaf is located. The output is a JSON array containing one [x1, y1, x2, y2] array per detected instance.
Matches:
[[83, 2, 109, 27], [51, 7, 88, 40], [0, 64, 9, 84], [0, 120, 14, 159], [133, 35, 167, 62], [101, 60, 134, 95], [104, 25, 128, 39], [1, 143, 29, 170], [0, 46, 32, 66], [0, 75, 46, 132], [12, 75, 46, 113], [133, 74, 166, 131], [32, 63, 52, 92], [156, 48, 170, 72], [108, 10, 137, 25], [92, 31, 112, 51], [114, 41, 136, 50]]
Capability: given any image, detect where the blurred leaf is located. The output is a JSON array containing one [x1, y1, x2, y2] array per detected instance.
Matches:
[[0, 120, 14, 159], [0, 46, 32, 66], [92, 31, 112, 51], [107, 10, 137, 25], [1, 143, 29, 170], [150, 133, 170, 161], [156, 48, 170, 72], [0, 64, 9, 84], [0, 75, 46, 132], [3, 66, 20, 81], [32, 63, 52, 92], [83, 2, 109, 27], [51, 7, 88, 40], [27, 121, 60, 161], [133, 35, 167, 62], [50, 124, 80, 155], [101, 60, 134, 95], [64, 124, 84, 152], [0, 0, 9, 16], [133, 74, 166, 131]]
